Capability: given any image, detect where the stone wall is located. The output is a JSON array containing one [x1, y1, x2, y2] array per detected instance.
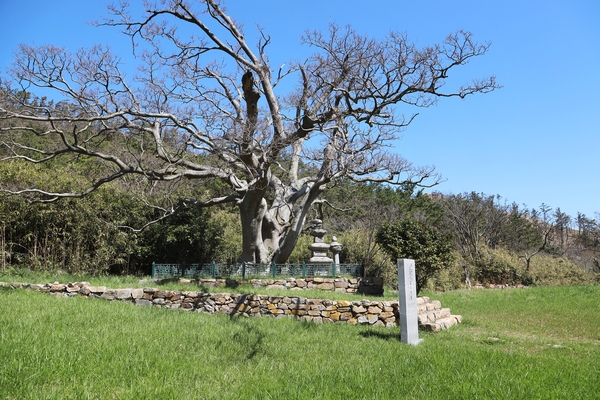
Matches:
[[152, 276, 384, 295], [0, 281, 461, 332]]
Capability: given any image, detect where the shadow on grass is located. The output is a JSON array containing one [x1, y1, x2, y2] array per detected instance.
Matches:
[[196, 285, 213, 293], [229, 318, 265, 360], [225, 278, 240, 289], [224, 294, 266, 360], [359, 329, 402, 342]]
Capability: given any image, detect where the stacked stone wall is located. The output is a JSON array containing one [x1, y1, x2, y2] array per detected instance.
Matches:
[[0, 281, 461, 332], [159, 276, 382, 294]]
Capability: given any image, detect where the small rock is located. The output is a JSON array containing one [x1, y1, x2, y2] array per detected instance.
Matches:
[[115, 289, 132, 300], [135, 299, 153, 307]]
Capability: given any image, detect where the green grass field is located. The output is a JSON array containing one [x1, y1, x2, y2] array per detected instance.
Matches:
[[1, 283, 598, 399]]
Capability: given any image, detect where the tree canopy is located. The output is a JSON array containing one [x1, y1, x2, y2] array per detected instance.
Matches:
[[0, 0, 499, 264]]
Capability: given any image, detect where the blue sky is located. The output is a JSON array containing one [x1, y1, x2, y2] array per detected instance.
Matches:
[[1, 0, 599, 219]]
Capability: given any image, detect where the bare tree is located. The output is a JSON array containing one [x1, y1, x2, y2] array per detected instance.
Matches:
[[437, 192, 510, 287], [553, 207, 572, 253], [518, 204, 556, 272], [575, 212, 600, 271], [439, 193, 509, 254], [0, 0, 499, 263]]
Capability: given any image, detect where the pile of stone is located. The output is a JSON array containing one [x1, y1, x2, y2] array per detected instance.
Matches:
[[1, 281, 461, 332]]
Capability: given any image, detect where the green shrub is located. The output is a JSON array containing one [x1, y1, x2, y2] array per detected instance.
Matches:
[[286, 233, 313, 264], [427, 256, 464, 291], [338, 229, 396, 286], [474, 247, 522, 285], [376, 219, 455, 293], [443, 246, 599, 289], [527, 255, 597, 286]]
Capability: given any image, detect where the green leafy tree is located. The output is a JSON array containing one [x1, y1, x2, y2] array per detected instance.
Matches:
[[376, 219, 455, 293], [139, 207, 220, 265], [139, 206, 241, 266], [0, 188, 143, 274]]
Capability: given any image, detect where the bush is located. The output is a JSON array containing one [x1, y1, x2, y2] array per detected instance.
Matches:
[[474, 247, 522, 285], [426, 256, 464, 292], [337, 229, 396, 285], [527, 255, 598, 286], [376, 219, 455, 293], [286, 233, 313, 264], [449, 246, 598, 288]]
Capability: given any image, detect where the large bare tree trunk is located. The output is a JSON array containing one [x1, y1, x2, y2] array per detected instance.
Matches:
[[270, 187, 324, 263], [239, 190, 270, 263]]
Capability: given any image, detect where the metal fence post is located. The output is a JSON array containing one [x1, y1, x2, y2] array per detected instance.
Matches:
[[331, 263, 336, 278], [211, 262, 216, 278], [152, 262, 156, 278], [302, 262, 306, 279], [271, 262, 276, 278]]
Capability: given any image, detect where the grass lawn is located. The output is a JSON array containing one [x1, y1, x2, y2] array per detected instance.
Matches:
[[0, 284, 598, 399]]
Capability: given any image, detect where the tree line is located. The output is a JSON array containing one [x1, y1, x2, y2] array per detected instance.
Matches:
[[1, 151, 598, 291], [321, 183, 599, 291]]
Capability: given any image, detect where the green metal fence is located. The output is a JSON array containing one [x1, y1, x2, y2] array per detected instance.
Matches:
[[151, 262, 364, 279]]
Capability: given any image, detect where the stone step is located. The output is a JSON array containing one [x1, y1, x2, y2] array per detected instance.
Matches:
[[421, 315, 463, 332]]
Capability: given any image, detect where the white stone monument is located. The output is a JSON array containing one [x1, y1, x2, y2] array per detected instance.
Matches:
[[398, 259, 423, 345]]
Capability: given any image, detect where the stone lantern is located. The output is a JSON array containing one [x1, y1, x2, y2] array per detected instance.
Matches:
[[330, 236, 342, 274]]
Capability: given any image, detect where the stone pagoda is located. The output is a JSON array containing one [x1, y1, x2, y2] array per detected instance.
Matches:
[[307, 219, 333, 265]]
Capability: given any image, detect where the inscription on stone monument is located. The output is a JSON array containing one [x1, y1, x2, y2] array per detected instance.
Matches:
[[398, 259, 423, 345]]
